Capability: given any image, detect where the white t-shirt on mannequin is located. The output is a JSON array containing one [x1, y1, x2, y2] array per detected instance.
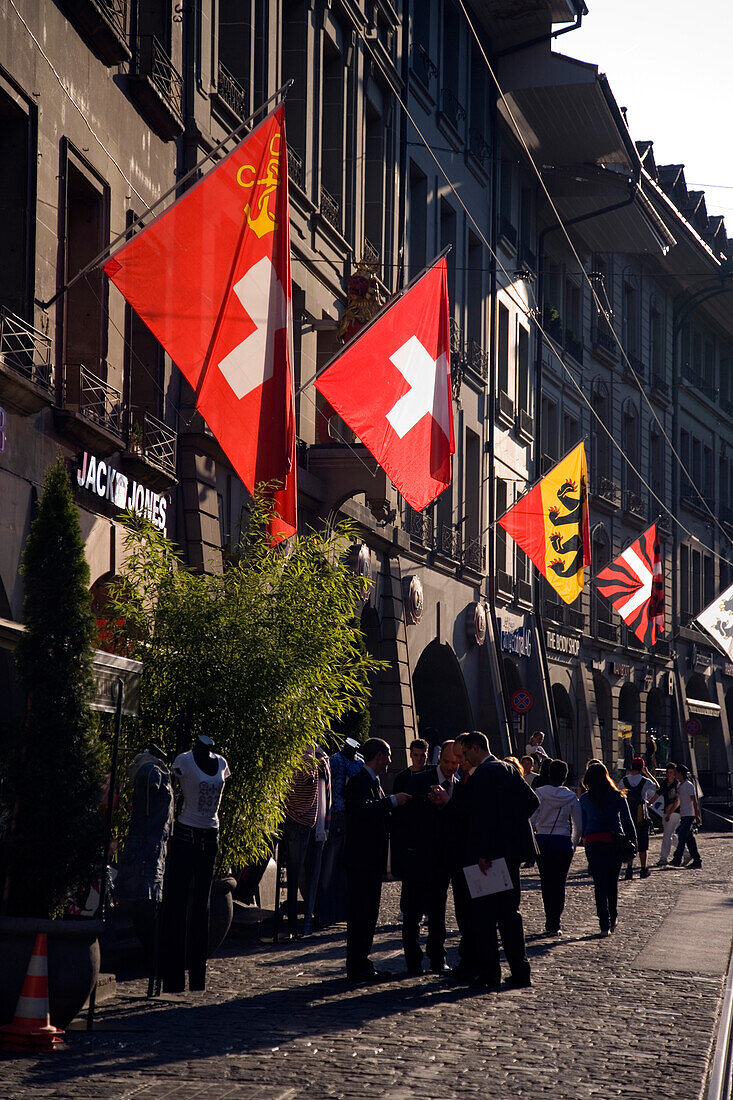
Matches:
[[172, 751, 230, 829]]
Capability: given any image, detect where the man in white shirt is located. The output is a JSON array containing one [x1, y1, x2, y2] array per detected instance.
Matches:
[[670, 764, 702, 868]]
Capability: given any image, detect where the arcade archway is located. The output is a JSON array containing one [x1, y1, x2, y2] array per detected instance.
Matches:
[[413, 640, 473, 753], [593, 672, 614, 768]]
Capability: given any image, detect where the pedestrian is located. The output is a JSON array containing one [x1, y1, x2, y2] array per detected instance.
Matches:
[[526, 731, 550, 770], [318, 738, 362, 926], [670, 764, 702, 868], [432, 731, 539, 988], [344, 738, 411, 982], [580, 761, 636, 936], [504, 755, 523, 775], [645, 733, 658, 774], [392, 737, 430, 922], [657, 763, 680, 866], [281, 750, 326, 938], [532, 759, 582, 935], [618, 757, 658, 879], [399, 740, 460, 975], [520, 756, 535, 783]]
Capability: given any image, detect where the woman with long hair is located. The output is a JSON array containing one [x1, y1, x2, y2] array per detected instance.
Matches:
[[580, 762, 636, 936]]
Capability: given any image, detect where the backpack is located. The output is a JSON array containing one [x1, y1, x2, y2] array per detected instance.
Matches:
[[624, 776, 647, 824]]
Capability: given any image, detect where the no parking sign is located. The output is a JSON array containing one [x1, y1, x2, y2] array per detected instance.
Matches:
[[685, 717, 702, 736], [511, 689, 534, 715]]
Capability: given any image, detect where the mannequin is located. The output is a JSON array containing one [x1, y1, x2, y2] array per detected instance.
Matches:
[[161, 734, 230, 992], [115, 743, 174, 993]]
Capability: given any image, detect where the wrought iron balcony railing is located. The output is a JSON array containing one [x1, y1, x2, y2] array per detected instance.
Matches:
[[134, 35, 183, 119], [65, 363, 123, 437], [0, 308, 53, 393], [467, 339, 488, 381], [441, 87, 466, 131], [320, 185, 341, 231], [362, 238, 380, 267], [592, 476, 618, 506], [96, 0, 127, 38], [217, 61, 248, 119], [463, 538, 484, 573], [128, 408, 176, 477], [591, 322, 616, 355], [625, 489, 647, 520], [287, 147, 304, 190], [411, 43, 438, 89], [468, 127, 490, 166], [564, 330, 584, 364]]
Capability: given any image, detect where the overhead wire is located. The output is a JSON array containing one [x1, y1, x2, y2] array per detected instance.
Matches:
[[456, 0, 733, 550], [347, 16, 733, 571]]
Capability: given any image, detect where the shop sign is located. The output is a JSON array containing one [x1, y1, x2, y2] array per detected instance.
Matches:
[[498, 613, 532, 658], [545, 629, 580, 657], [402, 575, 424, 625], [612, 661, 631, 679], [76, 450, 167, 533], [466, 601, 487, 646], [692, 646, 712, 672]]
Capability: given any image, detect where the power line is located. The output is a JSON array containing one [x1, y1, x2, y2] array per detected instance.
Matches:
[[457, 0, 733, 552]]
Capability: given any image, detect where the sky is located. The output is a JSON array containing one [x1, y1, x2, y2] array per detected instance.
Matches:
[[554, 0, 733, 228]]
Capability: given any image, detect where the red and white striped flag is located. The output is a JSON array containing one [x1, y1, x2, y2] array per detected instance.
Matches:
[[595, 525, 664, 646]]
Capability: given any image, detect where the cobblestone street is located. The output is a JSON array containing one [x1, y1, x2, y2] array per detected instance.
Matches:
[[3, 832, 732, 1100]]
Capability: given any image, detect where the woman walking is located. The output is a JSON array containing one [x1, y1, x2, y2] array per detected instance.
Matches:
[[532, 759, 582, 935], [580, 762, 636, 936], [657, 763, 680, 866]]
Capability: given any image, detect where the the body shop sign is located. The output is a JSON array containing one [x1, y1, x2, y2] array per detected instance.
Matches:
[[76, 451, 167, 533]]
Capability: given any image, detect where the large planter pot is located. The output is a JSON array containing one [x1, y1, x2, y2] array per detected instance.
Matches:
[[207, 876, 236, 955], [0, 916, 103, 1029]]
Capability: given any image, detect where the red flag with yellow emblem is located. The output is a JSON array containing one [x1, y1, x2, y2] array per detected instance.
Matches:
[[104, 107, 296, 542], [498, 443, 591, 604]]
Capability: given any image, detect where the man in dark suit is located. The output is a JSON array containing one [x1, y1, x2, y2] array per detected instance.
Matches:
[[399, 740, 460, 975], [432, 730, 538, 988], [344, 738, 411, 981]]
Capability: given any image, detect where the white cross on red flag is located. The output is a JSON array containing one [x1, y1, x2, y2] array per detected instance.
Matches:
[[596, 524, 664, 646], [104, 107, 296, 542], [314, 258, 454, 510]]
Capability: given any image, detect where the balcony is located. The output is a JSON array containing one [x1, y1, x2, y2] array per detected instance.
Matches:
[[462, 538, 484, 574], [592, 476, 619, 509], [499, 216, 517, 251], [410, 43, 438, 93], [54, 363, 124, 452], [468, 127, 490, 169], [404, 505, 434, 547], [543, 306, 563, 345], [287, 147, 304, 191], [496, 389, 514, 426], [129, 35, 183, 139], [544, 600, 565, 625], [623, 352, 645, 381], [681, 489, 714, 518], [516, 578, 532, 607], [624, 489, 647, 522], [564, 329, 583, 365], [597, 619, 619, 643], [496, 570, 514, 600], [591, 321, 616, 358], [362, 238, 380, 267], [319, 185, 341, 232], [651, 372, 670, 400], [437, 522, 460, 561], [0, 309, 54, 414], [65, 0, 130, 64], [124, 408, 177, 488], [681, 367, 716, 402], [440, 87, 466, 133], [567, 608, 585, 632], [519, 241, 537, 273], [215, 61, 248, 120], [515, 408, 534, 442], [467, 339, 488, 381]]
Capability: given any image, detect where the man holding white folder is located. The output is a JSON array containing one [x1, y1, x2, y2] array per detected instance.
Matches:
[[431, 731, 538, 989]]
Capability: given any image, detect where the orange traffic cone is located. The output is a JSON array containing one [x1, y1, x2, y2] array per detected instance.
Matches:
[[0, 933, 64, 1053]]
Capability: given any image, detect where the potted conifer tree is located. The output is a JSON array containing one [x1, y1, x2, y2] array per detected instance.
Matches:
[[0, 457, 105, 1028]]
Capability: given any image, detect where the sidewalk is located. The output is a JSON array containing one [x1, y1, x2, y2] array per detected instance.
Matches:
[[3, 831, 732, 1100]]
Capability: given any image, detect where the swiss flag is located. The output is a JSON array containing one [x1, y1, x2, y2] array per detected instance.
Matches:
[[104, 107, 296, 542], [314, 258, 454, 510]]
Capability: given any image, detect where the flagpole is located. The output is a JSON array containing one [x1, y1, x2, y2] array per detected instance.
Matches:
[[293, 244, 453, 399], [40, 80, 295, 311]]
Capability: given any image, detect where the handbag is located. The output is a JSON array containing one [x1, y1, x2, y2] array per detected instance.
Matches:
[[613, 831, 637, 862]]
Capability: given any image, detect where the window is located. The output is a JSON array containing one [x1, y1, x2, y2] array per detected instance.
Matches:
[[650, 432, 663, 499], [440, 200, 457, 312], [497, 302, 510, 395], [592, 526, 611, 626], [650, 303, 663, 378], [517, 325, 529, 413], [563, 411, 579, 453], [623, 280, 639, 358], [469, 41, 489, 158], [408, 161, 427, 278], [0, 82, 33, 318], [496, 479, 508, 572], [321, 24, 347, 229], [591, 382, 611, 479], [413, 0, 429, 54], [364, 79, 392, 275], [564, 279, 582, 343], [622, 404, 640, 495], [680, 544, 690, 618], [63, 148, 109, 380], [704, 555, 715, 607], [691, 549, 702, 617], [218, 0, 251, 111], [126, 212, 162, 418], [541, 396, 558, 462], [465, 428, 480, 545], [467, 232, 483, 348], [703, 445, 714, 500], [281, 0, 308, 165]]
